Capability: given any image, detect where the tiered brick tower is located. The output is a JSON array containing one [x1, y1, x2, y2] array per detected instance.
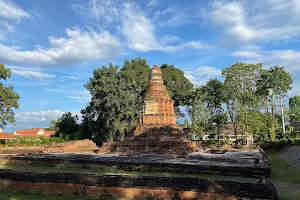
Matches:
[[99, 65, 201, 155], [139, 65, 176, 125]]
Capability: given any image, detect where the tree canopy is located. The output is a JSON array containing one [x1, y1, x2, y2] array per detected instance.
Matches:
[[48, 59, 297, 146], [0, 63, 20, 128], [289, 95, 300, 122], [80, 58, 193, 144]]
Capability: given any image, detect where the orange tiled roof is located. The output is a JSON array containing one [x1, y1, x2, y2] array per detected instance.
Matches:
[[0, 132, 16, 139], [15, 129, 43, 135]]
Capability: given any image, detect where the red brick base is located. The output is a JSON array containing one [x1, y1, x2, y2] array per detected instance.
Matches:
[[0, 180, 244, 200]]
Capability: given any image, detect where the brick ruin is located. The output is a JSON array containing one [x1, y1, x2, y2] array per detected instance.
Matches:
[[100, 65, 200, 155], [0, 169, 278, 200], [138, 65, 176, 126]]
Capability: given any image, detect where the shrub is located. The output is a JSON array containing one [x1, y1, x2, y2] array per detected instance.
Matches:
[[260, 138, 300, 150]]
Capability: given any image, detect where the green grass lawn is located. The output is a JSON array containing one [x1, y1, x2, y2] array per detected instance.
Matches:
[[267, 151, 300, 200], [267, 152, 300, 182]]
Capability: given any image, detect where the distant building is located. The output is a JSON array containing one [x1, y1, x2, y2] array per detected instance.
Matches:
[[185, 123, 253, 144], [0, 132, 16, 143], [13, 128, 55, 138]]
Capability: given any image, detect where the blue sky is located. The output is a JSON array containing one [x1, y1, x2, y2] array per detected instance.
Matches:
[[1, 0, 300, 132]]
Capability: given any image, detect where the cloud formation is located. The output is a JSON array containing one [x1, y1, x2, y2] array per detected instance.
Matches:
[[72, 0, 211, 53], [10, 68, 55, 79], [205, 0, 300, 45], [4, 109, 81, 133], [0, 0, 30, 40], [184, 66, 222, 86], [0, 28, 122, 66]]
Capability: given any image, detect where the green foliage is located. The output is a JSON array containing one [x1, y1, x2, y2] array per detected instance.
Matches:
[[222, 62, 263, 142], [81, 58, 193, 144], [45, 120, 59, 131], [0, 63, 20, 128], [257, 66, 293, 98], [83, 61, 143, 143], [54, 112, 79, 140], [188, 88, 209, 139], [160, 64, 193, 116], [256, 66, 293, 141], [261, 138, 300, 150], [289, 95, 300, 122], [201, 79, 227, 140], [183, 119, 189, 128], [247, 110, 269, 143], [120, 58, 151, 113]]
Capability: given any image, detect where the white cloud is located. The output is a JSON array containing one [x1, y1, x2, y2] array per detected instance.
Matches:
[[11, 69, 55, 79], [67, 75, 80, 80], [153, 7, 195, 27], [72, 0, 211, 53], [121, 2, 158, 52], [121, 2, 211, 52], [232, 49, 300, 72], [0, 0, 30, 20], [72, 0, 121, 31], [159, 35, 180, 44], [0, 27, 122, 66], [0, 0, 30, 40], [45, 87, 90, 104], [0, 20, 14, 32], [205, 0, 300, 45], [184, 66, 222, 86], [3, 109, 81, 133], [146, 0, 159, 8], [231, 50, 262, 59]]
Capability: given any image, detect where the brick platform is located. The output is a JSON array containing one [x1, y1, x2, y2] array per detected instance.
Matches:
[[0, 169, 278, 199]]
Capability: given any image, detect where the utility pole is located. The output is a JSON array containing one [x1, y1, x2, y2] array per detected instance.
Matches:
[[280, 100, 286, 135]]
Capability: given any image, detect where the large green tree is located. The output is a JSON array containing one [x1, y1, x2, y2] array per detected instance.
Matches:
[[119, 58, 150, 117], [83, 64, 134, 142], [289, 95, 300, 122], [0, 63, 19, 128], [222, 62, 263, 142], [256, 66, 292, 140], [188, 87, 209, 139], [201, 79, 227, 141]]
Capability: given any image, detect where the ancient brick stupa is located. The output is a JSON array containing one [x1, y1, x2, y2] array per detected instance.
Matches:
[[101, 65, 199, 155], [135, 65, 177, 135]]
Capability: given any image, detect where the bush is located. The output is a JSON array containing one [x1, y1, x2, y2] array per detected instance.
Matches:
[[260, 138, 300, 150], [203, 140, 218, 145]]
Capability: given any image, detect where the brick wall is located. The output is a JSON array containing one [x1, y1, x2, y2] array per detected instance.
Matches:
[[0, 169, 278, 199]]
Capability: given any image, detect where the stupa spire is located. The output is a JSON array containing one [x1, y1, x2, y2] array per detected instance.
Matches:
[[139, 65, 176, 124]]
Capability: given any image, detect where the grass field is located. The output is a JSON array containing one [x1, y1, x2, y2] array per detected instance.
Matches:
[[267, 151, 300, 200]]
